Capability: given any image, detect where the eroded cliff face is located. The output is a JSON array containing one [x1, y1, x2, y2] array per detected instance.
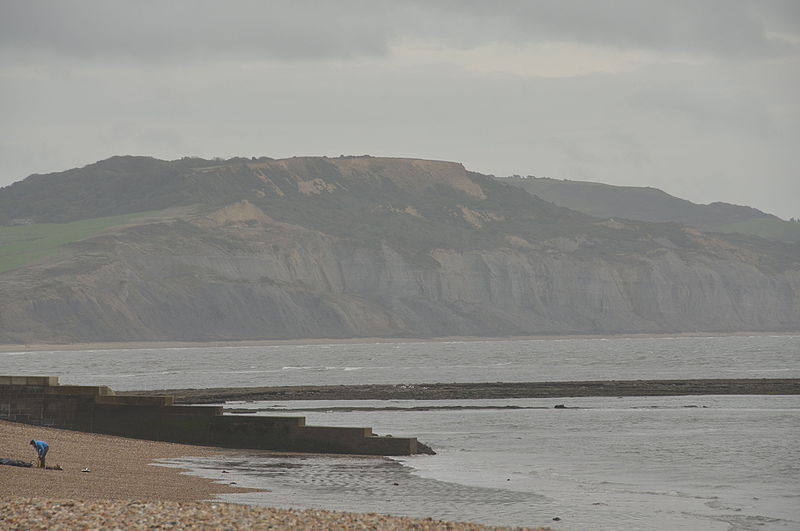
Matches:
[[2, 155, 798, 343], [2, 220, 797, 343]]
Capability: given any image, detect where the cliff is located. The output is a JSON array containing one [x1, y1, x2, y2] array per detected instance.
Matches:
[[1, 156, 798, 343]]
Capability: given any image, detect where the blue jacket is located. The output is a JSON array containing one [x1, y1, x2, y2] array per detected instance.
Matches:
[[31, 440, 48, 457]]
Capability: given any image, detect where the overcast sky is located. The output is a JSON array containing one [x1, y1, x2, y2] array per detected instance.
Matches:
[[1, 1, 798, 218]]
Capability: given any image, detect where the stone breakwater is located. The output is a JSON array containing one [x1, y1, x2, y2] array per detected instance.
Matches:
[[1, 376, 432, 455], [126, 378, 800, 403], [0, 498, 553, 531]]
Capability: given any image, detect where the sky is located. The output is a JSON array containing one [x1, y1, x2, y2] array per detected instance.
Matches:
[[1, 1, 798, 219]]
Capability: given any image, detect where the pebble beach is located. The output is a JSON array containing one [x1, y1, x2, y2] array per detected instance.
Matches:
[[0, 420, 552, 530]]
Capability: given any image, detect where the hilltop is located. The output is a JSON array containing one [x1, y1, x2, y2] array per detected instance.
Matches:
[[500, 176, 800, 243], [1, 155, 798, 343]]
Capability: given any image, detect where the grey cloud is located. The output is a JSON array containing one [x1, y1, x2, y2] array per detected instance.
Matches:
[[630, 82, 774, 137], [0, 0, 397, 62], [759, 0, 800, 33], [1, 0, 796, 64], [420, 0, 798, 58]]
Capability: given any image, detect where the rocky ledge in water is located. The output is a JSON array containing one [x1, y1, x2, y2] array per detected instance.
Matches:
[[122, 378, 800, 403]]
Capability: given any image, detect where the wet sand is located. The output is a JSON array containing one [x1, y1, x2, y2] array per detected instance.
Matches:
[[0, 420, 551, 530], [124, 378, 800, 403]]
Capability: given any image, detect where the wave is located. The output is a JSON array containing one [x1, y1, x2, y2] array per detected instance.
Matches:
[[281, 366, 365, 372]]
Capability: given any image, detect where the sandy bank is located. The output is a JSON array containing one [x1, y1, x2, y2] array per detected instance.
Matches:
[[0, 419, 249, 502]]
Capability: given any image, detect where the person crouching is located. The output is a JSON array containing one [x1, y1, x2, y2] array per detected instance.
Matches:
[[30, 439, 49, 468]]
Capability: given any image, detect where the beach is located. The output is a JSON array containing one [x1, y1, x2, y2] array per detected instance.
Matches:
[[4, 335, 797, 529], [0, 420, 551, 530], [0, 419, 250, 502]]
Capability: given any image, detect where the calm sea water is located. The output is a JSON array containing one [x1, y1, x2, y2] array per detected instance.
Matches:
[[2, 334, 798, 390], [3, 334, 799, 530]]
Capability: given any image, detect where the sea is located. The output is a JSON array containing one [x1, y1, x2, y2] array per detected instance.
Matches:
[[3, 334, 799, 530]]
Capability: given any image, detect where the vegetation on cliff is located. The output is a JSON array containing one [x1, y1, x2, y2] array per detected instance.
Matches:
[[1, 156, 798, 343], [500, 175, 800, 243]]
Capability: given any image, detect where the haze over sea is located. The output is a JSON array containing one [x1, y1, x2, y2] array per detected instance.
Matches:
[[4, 334, 799, 530]]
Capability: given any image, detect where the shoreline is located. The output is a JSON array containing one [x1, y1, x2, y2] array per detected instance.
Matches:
[[1, 330, 797, 353], [122, 378, 800, 403], [0, 419, 552, 530]]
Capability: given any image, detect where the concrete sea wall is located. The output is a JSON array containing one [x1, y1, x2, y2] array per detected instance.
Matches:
[[0, 376, 429, 456]]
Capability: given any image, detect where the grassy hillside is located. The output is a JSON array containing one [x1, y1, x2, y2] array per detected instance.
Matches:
[[500, 176, 800, 243], [1, 155, 795, 269], [0, 156, 250, 224], [0, 211, 157, 273], [712, 217, 800, 243], [1, 156, 602, 258]]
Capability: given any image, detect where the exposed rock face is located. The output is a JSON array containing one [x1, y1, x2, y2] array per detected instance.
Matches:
[[2, 224, 798, 343], [1, 155, 798, 343]]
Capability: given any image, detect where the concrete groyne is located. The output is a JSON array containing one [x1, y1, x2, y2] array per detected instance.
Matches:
[[0, 376, 432, 456]]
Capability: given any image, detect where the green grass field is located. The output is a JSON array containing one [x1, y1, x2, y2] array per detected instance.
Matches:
[[0, 211, 158, 274]]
